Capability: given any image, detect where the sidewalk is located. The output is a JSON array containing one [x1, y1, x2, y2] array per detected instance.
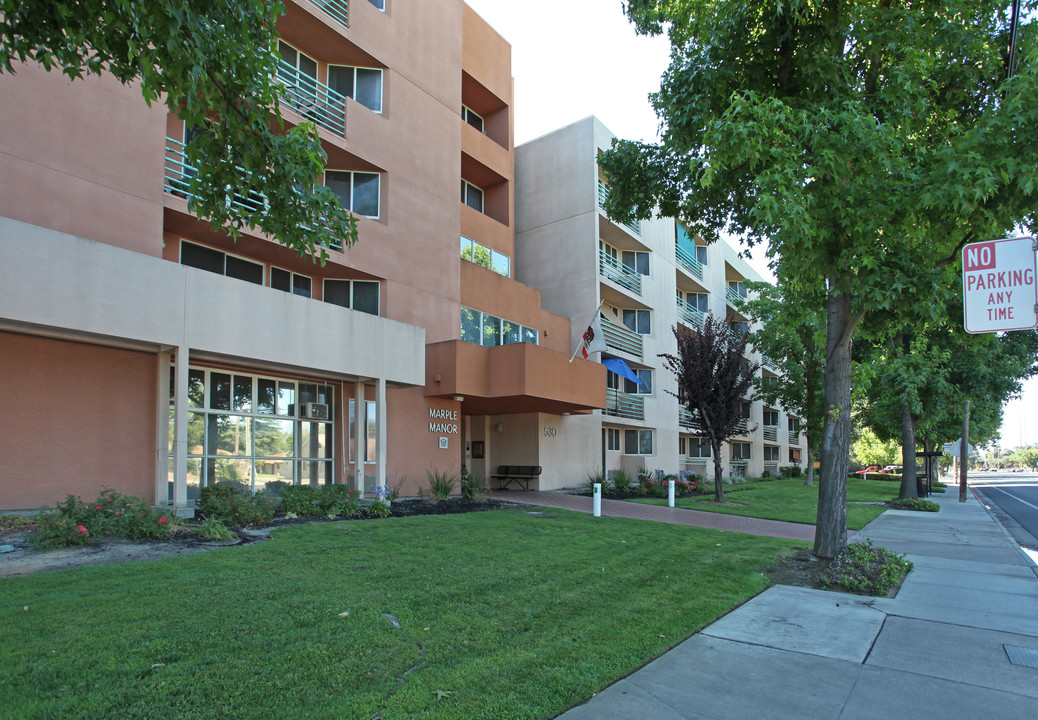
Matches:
[[496, 489, 1038, 719]]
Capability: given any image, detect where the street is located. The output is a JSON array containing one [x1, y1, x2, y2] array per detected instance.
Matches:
[[968, 470, 1038, 551]]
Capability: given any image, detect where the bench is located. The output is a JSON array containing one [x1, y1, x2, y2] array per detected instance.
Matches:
[[492, 465, 542, 491]]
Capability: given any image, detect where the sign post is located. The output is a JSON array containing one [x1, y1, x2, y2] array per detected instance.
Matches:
[[962, 236, 1038, 334]]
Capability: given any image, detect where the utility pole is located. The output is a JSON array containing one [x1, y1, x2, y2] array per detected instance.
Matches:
[[960, 399, 970, 503]]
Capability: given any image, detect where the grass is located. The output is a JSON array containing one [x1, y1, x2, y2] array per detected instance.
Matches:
[[0, 508, 803, 720], [629, 476, 899, 530]]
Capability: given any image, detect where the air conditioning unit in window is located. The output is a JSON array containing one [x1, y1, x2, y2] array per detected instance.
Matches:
[[305, 402, 329, 420]]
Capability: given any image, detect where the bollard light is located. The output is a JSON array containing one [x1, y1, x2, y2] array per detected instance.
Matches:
[[593, 482, 602, 517], [669, 479, 675, 508]]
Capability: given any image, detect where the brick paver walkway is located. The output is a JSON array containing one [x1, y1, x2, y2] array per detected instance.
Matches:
[[489, 490, 817, 541]]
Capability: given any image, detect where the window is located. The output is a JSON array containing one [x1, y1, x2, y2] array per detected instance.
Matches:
[[326, 170, 380, 218], [679, 290, 709, 312], [728, 281, 748, 299], [763, 410, 779, 426], [349, 398, 377, 463], [740, 401, 751, 420], [460, 236, 510, 277], [324, 279, 380, 315], [621, 250, 650, 276], [789, 448, 802, 463], [461, 180, 484, 212], [270, 267, 312, 298], [460, 307, 538, 348], [730, 442, 751, 460], [180, 241, 263, 285], [328, 65, 383, 113], [606, 370, 621, 390], [686, 437, 711, 458], [696, 245, 708, 265], [622, 309, 651, 335], [462, 105, 484, 133], [600, 240, 618, 261], [729, 321, 750, 335], [624, 369, 652, 395], [171, 368, 334, 501], [606, 428, 621, 451], [624, 429, 654, 456], [277, 41, 317, 81], [277, 41, 318, 107], [367, 0, 385, 9], [764, 446, 781, 462], [788, 417, 801, 433]]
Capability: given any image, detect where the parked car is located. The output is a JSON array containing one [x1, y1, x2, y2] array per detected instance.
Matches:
[[854, 465, 880, 475], [880, 465, 900, 473]]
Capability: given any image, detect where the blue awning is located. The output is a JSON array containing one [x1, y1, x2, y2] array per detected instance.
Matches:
[[602, 358, 641, 385]]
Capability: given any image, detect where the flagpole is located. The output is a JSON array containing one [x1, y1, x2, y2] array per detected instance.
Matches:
[[569, 300, 606, 364]]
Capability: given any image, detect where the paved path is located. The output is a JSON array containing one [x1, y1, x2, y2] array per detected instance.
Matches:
[[546, 488, 1038, 720], [489, 490, 816, 541]]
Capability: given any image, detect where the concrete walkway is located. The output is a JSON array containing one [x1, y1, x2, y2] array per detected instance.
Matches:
[[488, 490, 816, 541], [494, 489, 1038, 719]]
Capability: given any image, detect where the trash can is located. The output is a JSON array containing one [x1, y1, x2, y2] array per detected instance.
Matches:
[[916, 474, 929, 497]]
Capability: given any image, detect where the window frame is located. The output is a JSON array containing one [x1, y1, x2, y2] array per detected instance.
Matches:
[[462, 105, 485, 133], [269, 265, 313, 298], [624, 428, 654, 456], [606, 428, 621, 452], [730, 442, 752, 461], [180, 240, 264, 286], [322, 278, 380, 316], [460, 236, 510, 277], [461, 179, 484, 213], [621, 250, 650, 276], [460, 306, 538, 348], [622, 308, 651, 335], [325, 170, 381, 219], [327, 64, 384, 113]]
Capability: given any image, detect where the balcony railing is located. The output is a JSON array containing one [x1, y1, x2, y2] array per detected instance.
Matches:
[[164, 138, 269, 216], [762, 355, 779, 371], [601, 317, 643, 359], [678, 406, 700, 429], [675, 242, 704, 281], [683, 458, 709, 473], [733, 418, 749, 434], [604, 388, 645, 421], [729, 459, 749, 476], [676, 296, 706, 329], [276, 60, 347, 138], [763, 425, 778, 442], [726, 285, 745, 306], [164, 138, 343, 251], [311, 0, 349, 29], [788, 431, 801, 445], [597, 180, 641, 236], [599, 248, 642, 296], [763, 461, 779, 476]]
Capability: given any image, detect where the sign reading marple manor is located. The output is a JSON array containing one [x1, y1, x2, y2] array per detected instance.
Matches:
[[428, 407, 459, 434]]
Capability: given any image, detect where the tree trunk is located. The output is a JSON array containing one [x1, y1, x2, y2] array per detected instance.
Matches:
[[813, 282, 857, 559], [712, 441, 725, 503], [898, 398, 919, 499], [804, 441, 815, 486]]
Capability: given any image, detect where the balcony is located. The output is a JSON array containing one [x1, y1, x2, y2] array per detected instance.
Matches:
[[676, 296, 706, 329], [733, 418, 749, 434], [604, 388, 645, 421], [599, 248, 642, 296], [726, 285, 745, 307], [788, 431, 801, 445], [597, 180, 640, 236], [763, 425, 778, 442], [762, 356, 779, 371], [601, 317, 643, 359], [678, 406, 701, 429], [764, 461, 779, 476], [729, 459, 749, 476], [675, 242, 704, 281], [276, 60, 347, 138], [310, 0, 349, 29]]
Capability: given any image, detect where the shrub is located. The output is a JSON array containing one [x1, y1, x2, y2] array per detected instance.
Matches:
[[584, 470, 608, 493], [426, 468, 458, 500], [889, 497, 940, 512], [32, 489, 176, 549], [366, 500, 392, 518], [460, 471, 485, 500], [610, 468, 634, 494], [199, 515, 236, 541], [277, 485, 321, 516], [32, 515, 95, 550], [316, 485, 360, 517], [820, 540, 913, 596], [780, 465, 803, 478], [198, 484, 275, 526]]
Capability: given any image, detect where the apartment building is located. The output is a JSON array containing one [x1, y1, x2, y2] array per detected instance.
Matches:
[[515, 117, 807, 480], [0, 0, 604, 510]]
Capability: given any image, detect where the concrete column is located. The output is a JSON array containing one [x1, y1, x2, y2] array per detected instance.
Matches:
[[155, 350, 171, 506], [172, 346, 189, 508], [376, 376, 387, 492], [355, 380, 366, 494]]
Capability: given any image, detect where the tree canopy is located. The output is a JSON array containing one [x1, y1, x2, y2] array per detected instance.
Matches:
[[602, 0, 1038, 557], [0, 0, 357, 260], [661, 314, 759, 502]]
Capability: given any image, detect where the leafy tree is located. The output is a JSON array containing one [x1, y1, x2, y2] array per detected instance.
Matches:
[[1009, 446, 1038, 467], [600, 1, 1038, 557], [660, 314, 759, 502], [0, 0, 357, 260], [851, 427, 900, 468], [741, 273, 825, 486]]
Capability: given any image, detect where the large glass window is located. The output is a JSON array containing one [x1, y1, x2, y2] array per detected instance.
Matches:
[[328, 65, 383, 113], [460, 306, 538, 348], [323, 279, 380, 315], [622, 309, 651, 335], [731, 442, 752, 460], [623, 369, 652, 395], [763, 410, 779, 426], [270, 266, 312, 298], [764, 446, 781, 462], [181, 241, 263, 285], [621, 250, 650, 276], [687, 437, 711, 458], [171, 369, 335, 502], [460, 236, 510, 277], [326, 170, 381, 218]]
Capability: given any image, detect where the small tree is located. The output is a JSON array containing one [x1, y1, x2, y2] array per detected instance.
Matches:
[[661, 314, 759, 503]]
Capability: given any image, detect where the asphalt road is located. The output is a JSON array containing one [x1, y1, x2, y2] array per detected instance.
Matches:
[[967, 469, 1038, 549]]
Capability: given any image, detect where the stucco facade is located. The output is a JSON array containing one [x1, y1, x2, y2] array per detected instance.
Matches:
[[0, 0, 603, 510]]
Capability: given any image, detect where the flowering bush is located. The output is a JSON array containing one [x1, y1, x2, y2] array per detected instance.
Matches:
[[198, 484, 275, 526], [32, 488, 176, 549]]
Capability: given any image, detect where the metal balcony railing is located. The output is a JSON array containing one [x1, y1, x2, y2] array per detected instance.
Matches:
[[678, 406, 701, 429], [599, 248, 642, 296], [675, 242, 704, 280], [604, 388, 645, 421], [729, 459, 749, 476], [788, 431, 801, 445], [276, 60, 347, 137], [762, 356, 779, 371], [601, 317, 643, 359], [726, 285, 744, 306], [733, 418, 749, 434], [763, 425, 778, 442], [763, 461, 779, 475], [676, 296, 706, 329], [311, 0, 349, 29], [597, 180, 641, 236]]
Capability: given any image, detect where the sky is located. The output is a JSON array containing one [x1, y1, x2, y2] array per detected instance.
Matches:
[[464, 0, 1036, 449]]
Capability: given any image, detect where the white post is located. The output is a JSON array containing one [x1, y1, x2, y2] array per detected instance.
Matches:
[[593, 483, 602, 517], [668, 479, 675, 507]]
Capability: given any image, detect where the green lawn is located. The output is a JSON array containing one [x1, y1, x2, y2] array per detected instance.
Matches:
[[630, 476, 899, 529], [1, 508, 804, 720]]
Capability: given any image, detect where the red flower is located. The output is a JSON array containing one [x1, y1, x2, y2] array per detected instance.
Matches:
[[158, 517, 168, 524], [75, 525, 89, 535]]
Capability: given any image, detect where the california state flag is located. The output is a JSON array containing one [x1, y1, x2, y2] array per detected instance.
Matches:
[[581, 315, 607, 358]]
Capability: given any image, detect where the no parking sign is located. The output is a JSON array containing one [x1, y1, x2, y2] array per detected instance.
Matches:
[[962, 237, 1038, 334]]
